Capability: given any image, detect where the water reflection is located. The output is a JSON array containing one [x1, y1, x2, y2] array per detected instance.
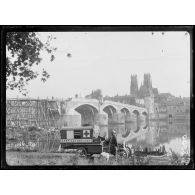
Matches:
[[99, 119, 190, 156]]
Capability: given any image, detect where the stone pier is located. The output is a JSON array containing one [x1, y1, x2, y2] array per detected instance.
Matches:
[[94, 111, 108, 126], [57, 111, 81, 128], [94, 111, 108, 137], [138, 114, 146, 123], [108, 112, 125, 124]]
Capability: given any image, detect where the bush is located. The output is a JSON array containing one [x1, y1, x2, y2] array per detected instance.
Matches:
[[6, 126, 60, 152]]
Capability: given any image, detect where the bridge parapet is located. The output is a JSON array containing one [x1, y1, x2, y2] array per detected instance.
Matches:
[[103, 100, 147, 114], [65, 98, 99, 114], [70, 98, 99, 103]]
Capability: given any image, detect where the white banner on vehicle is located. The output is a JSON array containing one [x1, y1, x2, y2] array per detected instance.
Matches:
[[61, 139, 93, 143], [67, 130, 74, 139]]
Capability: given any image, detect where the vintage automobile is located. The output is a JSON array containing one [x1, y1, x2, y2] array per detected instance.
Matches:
[[60, 126, 102, 156], [60, 125, 130, 158]]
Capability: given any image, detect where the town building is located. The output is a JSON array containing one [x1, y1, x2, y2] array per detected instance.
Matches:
[[105, 73, 190, 120], [129, 74, 190, 120]]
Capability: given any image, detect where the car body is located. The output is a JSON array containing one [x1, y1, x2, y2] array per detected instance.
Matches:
[[60, 126, 102, 156]]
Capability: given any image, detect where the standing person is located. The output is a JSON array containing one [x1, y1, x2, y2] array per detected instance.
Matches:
[[109, 130, 118, 156], [162, 145, 166, 154]]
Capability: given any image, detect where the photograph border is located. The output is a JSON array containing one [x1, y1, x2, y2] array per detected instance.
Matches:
[[1, 25, 194, 170]]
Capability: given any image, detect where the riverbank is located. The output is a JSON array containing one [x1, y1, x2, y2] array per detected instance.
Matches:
[[6, 151, 183, 166]]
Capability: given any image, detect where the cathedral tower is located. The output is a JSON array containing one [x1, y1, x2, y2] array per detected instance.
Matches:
[[130, 75, 138, 98], [143, 73, 153, 97]]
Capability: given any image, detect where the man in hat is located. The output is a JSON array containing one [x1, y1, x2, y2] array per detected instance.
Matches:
[[108, 130, 118, 156]]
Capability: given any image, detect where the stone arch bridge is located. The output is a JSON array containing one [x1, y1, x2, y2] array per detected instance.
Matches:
[[58, 98, 148, 127]]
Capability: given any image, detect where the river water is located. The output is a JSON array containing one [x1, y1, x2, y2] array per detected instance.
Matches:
[[99, 119, 190, 157]]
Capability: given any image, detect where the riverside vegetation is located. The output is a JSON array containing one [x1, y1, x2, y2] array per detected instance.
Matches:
[[6, 126, 190, 166]]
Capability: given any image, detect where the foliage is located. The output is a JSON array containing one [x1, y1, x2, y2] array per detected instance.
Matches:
[[6, 32, 57, 95], [169, 149, 190, 165], [85, 89, 102, 100], [6, 126, 60, 152], [75, 94, 78, 98]]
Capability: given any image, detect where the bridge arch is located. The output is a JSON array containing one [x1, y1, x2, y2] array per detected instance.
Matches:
[[142, 111, 148, 116], [132, 110, 140, 116], [74, 104, 99, 125], [103, 105, 117, 118], [120, 107, 130, 116]]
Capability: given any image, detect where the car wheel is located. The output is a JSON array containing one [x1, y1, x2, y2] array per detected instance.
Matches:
[[76, 147, 87, 157], [126, 147, 131, 157], [117, 148, 128, 159]]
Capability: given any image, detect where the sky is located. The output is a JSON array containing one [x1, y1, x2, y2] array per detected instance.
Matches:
[[6, 31, 191, 99]]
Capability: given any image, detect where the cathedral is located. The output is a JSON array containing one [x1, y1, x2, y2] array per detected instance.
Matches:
[[130, 73, 158, 99], [130, 73, 158, 116], [104, 73, 159, 116]]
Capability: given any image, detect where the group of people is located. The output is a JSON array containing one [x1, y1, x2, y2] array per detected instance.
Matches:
[[131, 145, 166, 156], [96, 128, 167, 157]]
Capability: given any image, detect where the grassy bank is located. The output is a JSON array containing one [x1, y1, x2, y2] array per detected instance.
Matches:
[[6, 151, 179, 166]]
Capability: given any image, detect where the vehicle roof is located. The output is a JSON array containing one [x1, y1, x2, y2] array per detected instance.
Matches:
[[61, 126, 94, 130]]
